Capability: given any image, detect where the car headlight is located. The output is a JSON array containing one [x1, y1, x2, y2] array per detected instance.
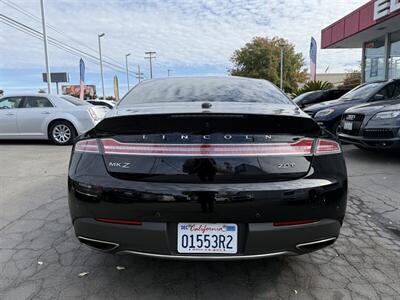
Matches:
[[372, 110, 400, 120], [315, 109, 335, 118]]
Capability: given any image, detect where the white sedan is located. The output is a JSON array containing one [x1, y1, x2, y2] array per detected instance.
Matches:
[[0, 93, 108, 145], [86, 99, 116, 109]]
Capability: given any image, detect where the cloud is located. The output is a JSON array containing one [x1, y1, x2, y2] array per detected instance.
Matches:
[[0, 0, 366, 92]]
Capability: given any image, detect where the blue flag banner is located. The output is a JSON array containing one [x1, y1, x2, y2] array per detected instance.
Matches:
[[310, 37, 317, 81], [79, 58, 85, 82]]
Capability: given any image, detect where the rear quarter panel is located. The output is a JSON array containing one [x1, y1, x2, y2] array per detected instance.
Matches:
[[44, 110, 95, 136]]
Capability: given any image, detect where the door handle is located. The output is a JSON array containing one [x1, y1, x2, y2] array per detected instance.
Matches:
[[5, 113, 15, 116], [41, 111, 51, 115]]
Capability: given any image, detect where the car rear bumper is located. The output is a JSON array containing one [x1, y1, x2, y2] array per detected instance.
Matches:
[[338, 133, 400, 149], [74, 218, 341, 260], [68, 153, 347, 260]]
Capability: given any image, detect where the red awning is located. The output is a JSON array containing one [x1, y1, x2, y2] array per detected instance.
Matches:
[[321, 0, 400, 49]]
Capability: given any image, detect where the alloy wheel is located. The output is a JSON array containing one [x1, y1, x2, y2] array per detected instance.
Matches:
[[52, 124, 71, 144]]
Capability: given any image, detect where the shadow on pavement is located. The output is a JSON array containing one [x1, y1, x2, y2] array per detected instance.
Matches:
[[0, 140, 56, 146]]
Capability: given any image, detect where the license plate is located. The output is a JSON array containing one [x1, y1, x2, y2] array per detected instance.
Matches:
[[343, 121, 353, 131], [177, 223, 238, 254]]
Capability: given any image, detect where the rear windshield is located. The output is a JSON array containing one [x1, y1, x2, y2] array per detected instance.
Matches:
[[61, 96, 91, 106], [119, 77, 292, 107]]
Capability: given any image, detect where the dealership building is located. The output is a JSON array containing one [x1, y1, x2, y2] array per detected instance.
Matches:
[[321, 0, 400, 83]]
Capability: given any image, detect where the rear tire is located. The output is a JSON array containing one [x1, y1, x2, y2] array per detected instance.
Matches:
[[49, 121, 76, 145]]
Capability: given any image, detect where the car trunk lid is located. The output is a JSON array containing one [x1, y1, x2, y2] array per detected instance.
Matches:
[[90, 105, 320, 183]]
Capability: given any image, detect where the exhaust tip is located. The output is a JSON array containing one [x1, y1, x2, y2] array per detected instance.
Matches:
[[78, 236, 119, 252], [296, 237, 336, 252]]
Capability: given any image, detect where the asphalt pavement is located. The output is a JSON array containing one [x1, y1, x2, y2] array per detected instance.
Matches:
[[0, 142, 399, 300]]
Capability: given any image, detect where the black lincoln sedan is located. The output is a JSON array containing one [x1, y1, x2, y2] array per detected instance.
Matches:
[[339, 99, 400, 150], [68, 76, 347, 260], [304, 80, 400, 134]]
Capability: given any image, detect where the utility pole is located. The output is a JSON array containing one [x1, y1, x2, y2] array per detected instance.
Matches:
[[145, 51, 156, 79], [136, 65, 144, 82], [167, 69, 172, 77], [98, 33, 105, 99], [40, 0, 51, 94], [125, 53, 131, 90], [280, 47, 284, 91]]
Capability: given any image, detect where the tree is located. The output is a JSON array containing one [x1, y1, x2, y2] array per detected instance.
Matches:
[[230, 37, 307, 93], [293, 80, 334, 97], [339, 70, 361, 89]]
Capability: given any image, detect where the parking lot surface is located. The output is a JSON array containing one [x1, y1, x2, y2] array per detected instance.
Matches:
[[0, 142, 400, 300]]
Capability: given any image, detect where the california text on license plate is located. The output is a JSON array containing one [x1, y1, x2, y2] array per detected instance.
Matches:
[[177, 223, 238, 254]]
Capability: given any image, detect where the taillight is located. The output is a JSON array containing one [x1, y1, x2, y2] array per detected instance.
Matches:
[[74, 139, 100, 153], [88, 108, 99, 121], [74, 138, 341, 156], [314, 139, 341, 155], [100, 138, 315, 157]]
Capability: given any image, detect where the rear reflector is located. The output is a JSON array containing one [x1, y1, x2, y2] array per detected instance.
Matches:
[[315, 139, 341, 155], [95, 218, 142, 225], [100, 138, 315, 157], [74, 139, 100, 153], [273, 220, 319, 227]]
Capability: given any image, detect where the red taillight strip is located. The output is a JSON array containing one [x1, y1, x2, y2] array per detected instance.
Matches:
[[315, 139, 341, 155], [75, 138, 341, 156], [273, 220, 319, 227], [100, 138, 315, 157], [75, 139, 100, 153], [96, 218, 142, 225]]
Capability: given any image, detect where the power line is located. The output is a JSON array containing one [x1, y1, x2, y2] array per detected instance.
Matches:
[[0, 14, 137, 76], [0, 18, 132, 75], [0, 18, 111, 69], [0, 0, 121, 65], [1, 13, 128, 72]]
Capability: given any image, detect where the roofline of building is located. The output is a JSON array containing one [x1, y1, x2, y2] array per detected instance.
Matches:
[[321, 0, 400, 49]]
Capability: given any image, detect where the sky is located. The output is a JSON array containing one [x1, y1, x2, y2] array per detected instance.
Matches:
[[0, 0, 367, 96]]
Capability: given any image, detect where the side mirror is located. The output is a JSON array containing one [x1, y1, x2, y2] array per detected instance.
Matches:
[[372, 94, 385, 101]]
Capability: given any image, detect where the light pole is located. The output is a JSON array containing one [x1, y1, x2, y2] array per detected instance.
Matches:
[[167, 69, 172, 77], [40, 0, 51, 94], [280, 47, 284, 91], [125, 53, 131, 91], [98, 33, 105, 99], [145, 51, 156, 79]]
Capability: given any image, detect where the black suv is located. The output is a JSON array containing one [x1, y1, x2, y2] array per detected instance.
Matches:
[[294, 89, 350, 109], [304, 80, 400, 134]]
